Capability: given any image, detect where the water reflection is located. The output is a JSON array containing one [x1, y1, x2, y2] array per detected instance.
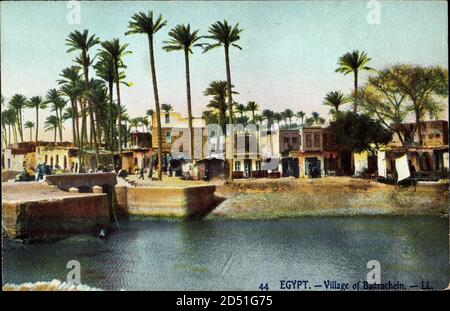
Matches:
[[2, 216, 448, 290]]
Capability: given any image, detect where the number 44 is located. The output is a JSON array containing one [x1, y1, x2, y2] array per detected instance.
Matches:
[[259, 282, 269, 291]]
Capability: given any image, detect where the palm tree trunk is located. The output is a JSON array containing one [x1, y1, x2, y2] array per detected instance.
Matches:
[[82, 59, 100, 167], [184, 49, 195, 161], [148, 33, 163, 181], [80, 99, 87, 168], [115, 64, 123, 161], [19, 109, 24, 142], [13, 124, 18, 143], [2, 125, 7, 147], [17, 111, 23, 142], [224, 45, 234, 181], [29, 128, 32, 141], [54, 128, 57, 143], [35, 107, 39, 142], [8, 124, 11, 145], [353, 70, 358, 113], [59, 108, 63, 142], [108, 80, 114, 152]]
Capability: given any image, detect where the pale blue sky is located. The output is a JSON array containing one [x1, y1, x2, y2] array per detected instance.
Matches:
[[1, 1, 448, 139]]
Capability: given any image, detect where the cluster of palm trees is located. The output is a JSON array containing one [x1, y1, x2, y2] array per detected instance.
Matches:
[[202, 81, 326, 130], [124, 14, 243, 180], [2, 11, 244, 180]]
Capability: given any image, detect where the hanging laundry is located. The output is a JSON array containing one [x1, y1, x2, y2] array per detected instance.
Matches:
[[395, 154, 410, 182], [377, 151, 386, 178]]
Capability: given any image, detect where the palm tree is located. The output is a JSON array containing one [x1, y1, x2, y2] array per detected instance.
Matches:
[[62, 106, 78, 144], [335, 50, 373, 113], [323, 90, 348, 114], [24, 121, 35, 141], [204, 20, 243, 181], [273, 112, 282, 128], [129, 118, 140, 132], [1, 110, 8, 147], [94, 53, 129, 151], [87, 78, 109, 146], [246, 101, 259, 123], [46, 89, 66, 142], [2, 108, 17, 144], [283, 109, 294, 128], [204, 80, 237, 133], [58, 66, 83, 147], [161, 103, 173, 115], [235, 103, 247, 119], [27, 96, 47, 142], [311, 112, 321, 125], [45, 115, 60, 143], [98, 38, 132, 158], [163, 24, 204, 160], [254, 114, 263, 127], [142, 117, 150, 132], [262, 109, 274, 127], [66, 29, 101, 165], [296, 111, 306, 126], [8, 94, 27, 142], [126, 11, 167, 180]]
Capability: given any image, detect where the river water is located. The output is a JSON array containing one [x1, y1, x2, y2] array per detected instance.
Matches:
[[2, 216, 449, 290]]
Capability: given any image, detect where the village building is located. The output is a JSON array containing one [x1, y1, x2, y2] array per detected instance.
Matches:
[[2, 141, 79, 173], [382, 120, 449, 177], [122, 131, 152, 174], [2, 142, 37, 172], [151, 111, 206, 176], [35, 142, 79, 172], [279, 129, 300, 177]]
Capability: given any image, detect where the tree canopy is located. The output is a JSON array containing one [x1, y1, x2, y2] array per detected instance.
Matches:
[[330, 111, 392, 153]]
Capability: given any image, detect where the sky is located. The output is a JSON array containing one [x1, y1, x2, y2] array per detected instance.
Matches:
[[1, 0, 448, 140]]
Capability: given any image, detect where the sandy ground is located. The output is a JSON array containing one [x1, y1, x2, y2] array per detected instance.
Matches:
[[2, 181, 99, 201]]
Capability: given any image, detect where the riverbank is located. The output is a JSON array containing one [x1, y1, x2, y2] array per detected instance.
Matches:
[[208, 177, 449, 219]]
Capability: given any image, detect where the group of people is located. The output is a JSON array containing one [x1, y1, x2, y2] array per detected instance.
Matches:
[[34, 163, 52, 181]]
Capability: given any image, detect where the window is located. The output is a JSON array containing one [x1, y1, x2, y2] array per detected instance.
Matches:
[[45, 155, 48, 163], [56, 155, 59, 165], [256, 161, 261, 170], [165, 114, 170, 124], [165, 131, 171, 143], [298, 135, 301, 145], [314, 133, 321, 147], [284, 137, 290, 144], [235, 161, 241, 171], [292, 137, 297, 144], [306, 134, 312, 148], [436, 134, 441, 138]]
